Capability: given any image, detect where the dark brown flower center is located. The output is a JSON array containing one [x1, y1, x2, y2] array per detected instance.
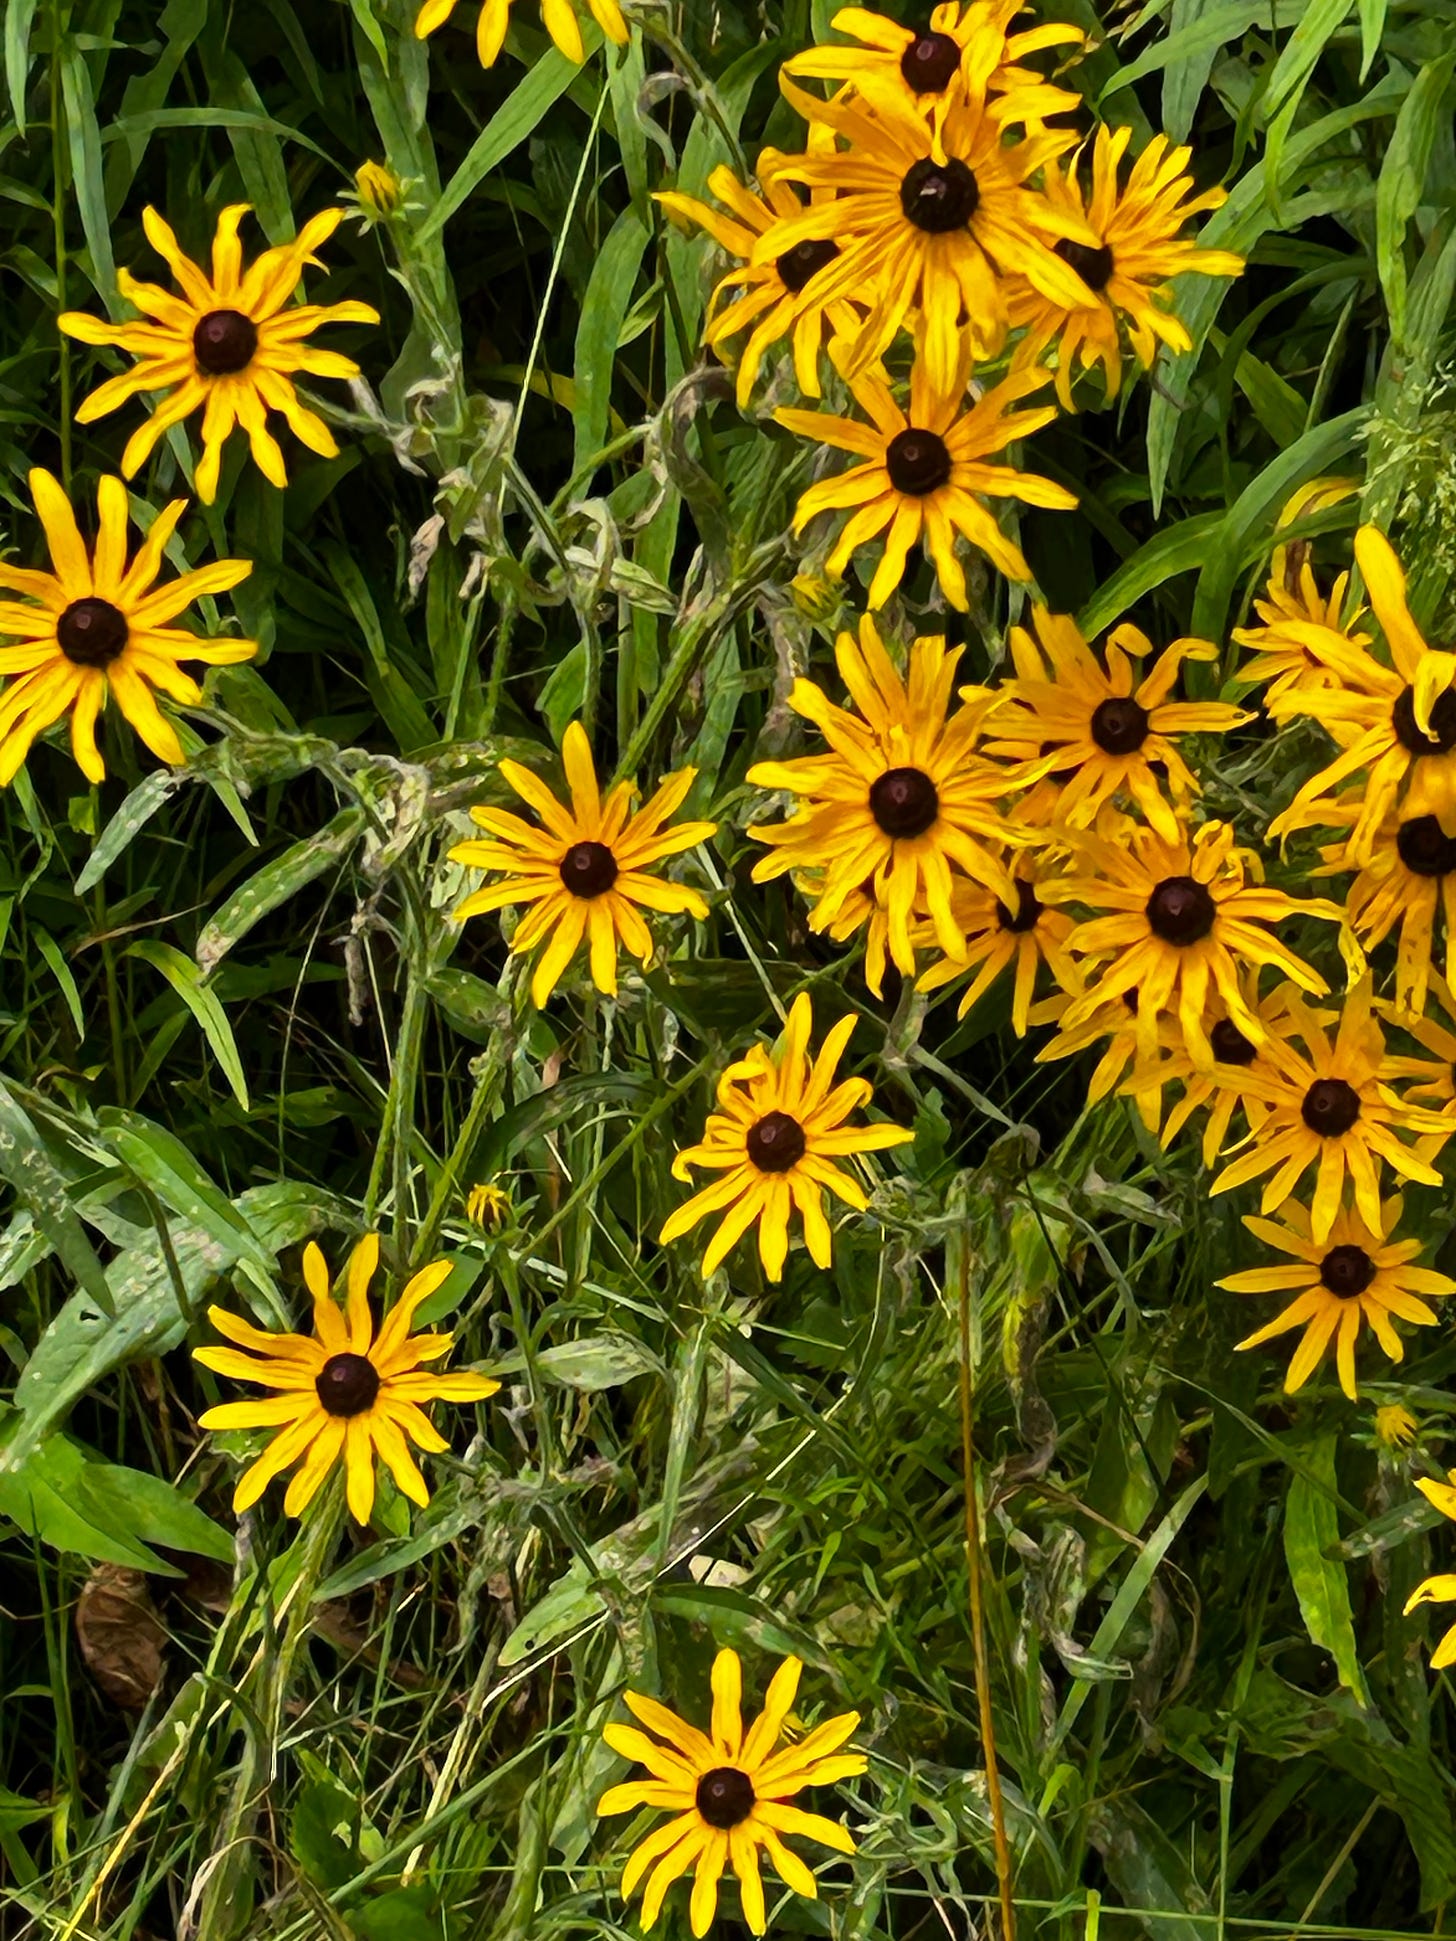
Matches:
[[1396, 815, 1456, 877], [870, 765, 940, 837], [1391, 685, 1456, 755], [558, 840, 619, 898], [1210, 1017, 1257, 1065], [995, 881, 1042, 933], [57, 597, 128, 668], [1055, 237, 1115, 292], [776, 237, 840, 294], [1319, 1243, 1375, 1298], [696, 1765, 755, 1829], [885, 428, 952, 496], [1090, 695, 1150, 754], [1301, 1077, 1361, 1137], [746, 1109, 806, 1174], [192, 308, 259, 376], [1145, 876, 1215, 946], [315, 1351, 380, 1417], [900, 28, 962, 92], [900, 156, 979, 232]]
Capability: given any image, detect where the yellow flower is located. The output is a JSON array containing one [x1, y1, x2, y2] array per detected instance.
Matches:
[[1375, 1402, 1418, 1449], [449, 722, 716, 1007], [915, 848, 1081, 1035], [597, 1646, 865, 1936], [1208, 982, 1450, 1242], [414, 0, 627, 67], [1379, 972, 1456, 1115], [0, 467, 254, 785], [759, 79, 1091, 388], [1231, 478, 1370, 707], [782, 0, 1084, 125], [655, 132, 862, 407], [1006, 127, 1244, 409], [1034, 985, 1164, 1124], [1045, 817, 1338, 1067], [1139, 975, 1331, 1167], [776, 352, 1075, 607], [746, 618, 1032, 975], [980, 608, 1249, 838], [194, 1235, 498, 1524], [59, 205, 378, 505], [1219, 1194, 1454, 1400], [660, 994, 913, 1282], [1268, 526, 1456, 863], [1299, 782, 1456, 1017], [354, 160, 405, 222], [466, 1182, 511, 1232], [1404, 1473, 1456, 1668]]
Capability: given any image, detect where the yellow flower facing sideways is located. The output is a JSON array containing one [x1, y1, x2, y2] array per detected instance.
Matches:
[[1219, 1193, 1454, 1400], [747, 618, 1036, 975], [1404, 1472, 1456, 1668], [980, 607, 1249, 837], [415, 0, 627, 67], [59, 205, 378, 504], [1231, 478, 1369, 707], [598, 1647, 865, 1936], [1268, 525, 1456, 863], [194, 1236, 498, 1524], [450, 722, 717, 1007], [776, 349, 1075, 607], [1006, 127, 1244, 409], [0, 468, 254, 785], [661, 994, 913, 1281]]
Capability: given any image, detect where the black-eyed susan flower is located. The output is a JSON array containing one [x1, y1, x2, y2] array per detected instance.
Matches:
[[352, 160, 406, 223], [655, 133, 863, 407], [0, 467, 254, 784], [776, 354, 1075, 607], [415, 0, 627, 65], [194, 1235, 497, 1524], [1298, 783, 1456, 1016], [1142, 974, 1329, 1167], [761, 81, 1092, 387], [660, 994, 913, 1281], [1209, 983, 1450, 1241], [1380, 972, 1456, 1118], [782, 0, 1084, 125], [747, 618, 1032, 975], [980, 609, 1249, 837], [466, 1181, 512, 1232], [1231, 479, 1369, 707], [449, 723, 716, 1008], [1403, 1473, 1456, 1668], [1375, 1402, 1419, 1449], [1034, 984, 1167, 1125], [1268, 526, 1456, 863], [59, 206, 377, 504], [1219, 1194, 1454, 1400], [598, 1646, 864, 1936], [1045, 817, 1338, 1066], [915, 848, 1081, 1034], [1006, 127, 1243, 409]]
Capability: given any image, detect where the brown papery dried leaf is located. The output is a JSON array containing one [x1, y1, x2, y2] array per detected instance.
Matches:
[[76, 1566, 166, 1712]]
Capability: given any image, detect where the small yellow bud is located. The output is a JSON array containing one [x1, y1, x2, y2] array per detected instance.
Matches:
[[789, 573, 841, 623], [467, 1182, 511, 1233], [355, 160, 404, 222], [1374, 1402, 1418, 1449]]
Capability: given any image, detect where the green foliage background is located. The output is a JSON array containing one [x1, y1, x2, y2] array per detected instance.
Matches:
[[2, 1, 1456, 1938]]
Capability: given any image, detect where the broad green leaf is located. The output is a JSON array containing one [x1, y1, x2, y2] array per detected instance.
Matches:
[[76, 771, 183, 894], [572, 205, 649, 477], [196, 806, 365, 975], [1099, 0, 1299, 100], [4, 0, 38, 128], [531, 1335, 663, 1391], [1375, 52, 1456, 340], [0, 1080, 112, 1316], [127, 940, 249, 1109], [419, 45, 587, 244], [97, 1108, 277, 1285], [32, 927, 84, 1039], [59, 37, 116, 303], [498, 1566, 604, 1667], [1076, 512, 1224, 636], [1284, 1435, 1370, 1705]]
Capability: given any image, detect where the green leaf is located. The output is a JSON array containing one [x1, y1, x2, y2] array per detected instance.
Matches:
[[1284, 1435, 1370, 1706], [76, 771, 184, 895], [125, 940, 250, 1109], [97, 1108, 278, 1287], [32, 927, 85, 1039], [4, 0, 38, 128], [498, 1566, 604, 1668], [0, 1418, 164, 1570], [532, 1336, 663, 1391], [1375, 52, 1456, 341], [0, 1080, 112, 1317], [195, 806, 365, 975], [418, 46, 587, 245], [572, 205, 649, 477], [59, 36, 116, 304], [1076, 512, 1224, 637]]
